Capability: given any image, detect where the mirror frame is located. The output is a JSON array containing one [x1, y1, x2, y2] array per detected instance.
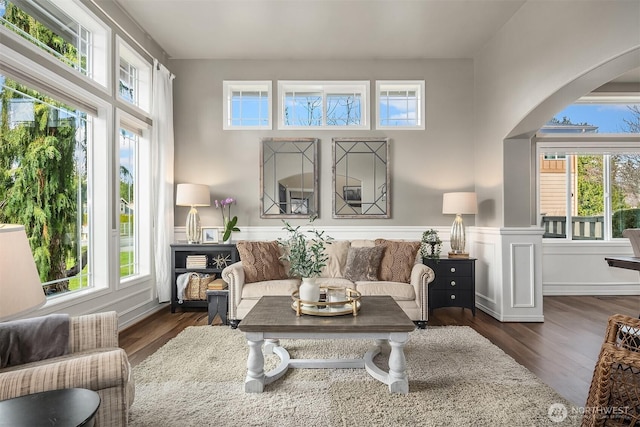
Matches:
[[332, 137, 390, 219], [260, 137, 319, 219]]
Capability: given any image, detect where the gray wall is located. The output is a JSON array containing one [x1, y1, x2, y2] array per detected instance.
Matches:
[[169, 59, 475, 229]]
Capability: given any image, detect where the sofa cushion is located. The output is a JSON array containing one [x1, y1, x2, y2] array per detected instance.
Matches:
[[236, 241, 288, 284], [241, 279, 300, 299], [343, 246, 384, 282], [319, 240, 351, 278], [355, 281, 416, 301], [375, 239, 421, 283]]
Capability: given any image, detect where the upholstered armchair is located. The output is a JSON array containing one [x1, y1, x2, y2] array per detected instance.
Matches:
[[0, 311, 134, 427]]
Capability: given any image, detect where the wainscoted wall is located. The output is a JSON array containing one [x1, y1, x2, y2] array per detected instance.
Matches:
[[175, 224, 638, 322], [542, 240, 638, 295]]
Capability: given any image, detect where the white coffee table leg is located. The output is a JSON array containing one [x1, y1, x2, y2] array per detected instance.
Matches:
[[388, 333, 409, 394], [245, 333, 265, 393]]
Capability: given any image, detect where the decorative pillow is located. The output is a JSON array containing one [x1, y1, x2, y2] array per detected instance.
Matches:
[[236, 241, 288, 284], [320, 240, 351, 278], [343, 246, 384, 282], [375, 239, 420, 283]]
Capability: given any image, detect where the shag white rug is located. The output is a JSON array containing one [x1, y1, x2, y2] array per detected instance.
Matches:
[[129, 326, 581, 426]]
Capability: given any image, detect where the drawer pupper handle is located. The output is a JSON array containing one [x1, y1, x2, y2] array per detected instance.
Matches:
[[450, 281, 456, 286], [450, 295, 456, 300], [450, 267, 456, 273]]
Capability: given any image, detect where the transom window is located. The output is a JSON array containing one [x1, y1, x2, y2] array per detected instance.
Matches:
[[0, 0, 108, 87], [278, 81, 369, 129], [117, 37, 151, 113], [376, 81, 425, 130], [223, 81, 271, 130]]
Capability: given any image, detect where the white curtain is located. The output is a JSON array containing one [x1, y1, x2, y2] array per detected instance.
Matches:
[[152, 60, 175, 302]]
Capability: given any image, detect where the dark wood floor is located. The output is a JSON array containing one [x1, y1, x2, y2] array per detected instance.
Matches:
[[119, 295, 640, 406]]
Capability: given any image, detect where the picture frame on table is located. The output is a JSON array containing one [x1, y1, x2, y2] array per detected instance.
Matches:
[[201, 227, 219, 244]]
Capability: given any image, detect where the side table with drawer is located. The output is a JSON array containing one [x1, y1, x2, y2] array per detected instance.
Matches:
[[424, 257, 476, 315]]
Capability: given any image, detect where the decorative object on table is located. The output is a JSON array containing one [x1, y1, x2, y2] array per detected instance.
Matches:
[[201, 227, 219, 244], [0, 224, 46, 321], [291, 287, 361, 316], [442, 192, 477, 258], [278, 215, 333, 304], [211, 253, 232, 269], [215, 197, 240, 243], [421, 229, 442, 261], [176, 183, 210, 244]]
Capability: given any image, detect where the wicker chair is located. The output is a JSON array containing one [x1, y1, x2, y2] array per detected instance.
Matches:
[[582, 314, 640, 427]]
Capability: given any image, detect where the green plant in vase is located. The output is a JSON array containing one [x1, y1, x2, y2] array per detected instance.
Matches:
[[278, 215, 333, 303], [215, 197, 240, 242], [421, 229, 442, 261]]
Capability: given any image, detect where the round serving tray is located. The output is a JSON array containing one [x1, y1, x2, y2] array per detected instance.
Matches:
[[291, 288, 361, 317]]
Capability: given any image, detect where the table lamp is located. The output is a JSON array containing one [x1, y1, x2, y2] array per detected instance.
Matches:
[[0, 224, 46, 321], [176, 183, 210, 244], [442, 192, 477, 258]]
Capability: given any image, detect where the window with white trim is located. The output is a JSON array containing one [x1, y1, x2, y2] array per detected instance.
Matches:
[[537, 140, 640, 241], [0, 0, 154, 303], [376, 81, 425, 129], [223, 81, 271, 129], [0, 0, 109, 87], [118, 112, 151, 283], [117, 37, 151, 113], [278, 81, 369, 129], [537, 101, 640, 241]]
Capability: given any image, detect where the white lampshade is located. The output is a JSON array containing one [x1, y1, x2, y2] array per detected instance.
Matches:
[[0, 224, 46, 321], [176, 183, 210, 207], [442, 192, 478, 215]]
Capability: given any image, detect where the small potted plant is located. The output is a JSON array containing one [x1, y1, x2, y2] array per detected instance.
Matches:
[[421, 229, 442, 261], [278, 215, 333, 303]]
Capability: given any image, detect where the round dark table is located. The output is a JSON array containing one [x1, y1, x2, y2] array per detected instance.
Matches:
[[0, 388, 100, 427]]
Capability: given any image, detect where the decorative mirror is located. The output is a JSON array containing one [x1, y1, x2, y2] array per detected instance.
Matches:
[[332, 137, 390, 218], [261, 137, 318, 218]]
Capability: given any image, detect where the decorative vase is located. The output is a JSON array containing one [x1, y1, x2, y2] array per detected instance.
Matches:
[[299, 277, 320, 304]]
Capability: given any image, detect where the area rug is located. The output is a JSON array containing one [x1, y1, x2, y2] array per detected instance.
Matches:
[[129, 326, 581, 426]]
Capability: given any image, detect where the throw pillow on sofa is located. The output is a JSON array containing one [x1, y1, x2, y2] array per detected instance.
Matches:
[[236, 241, 288, 283], [375, 239, 420, 283], [343, 246, 385, 281]]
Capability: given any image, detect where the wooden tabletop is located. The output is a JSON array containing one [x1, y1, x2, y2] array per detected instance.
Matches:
[[605, 256, 640, 272], [238, 295, 416, 333]]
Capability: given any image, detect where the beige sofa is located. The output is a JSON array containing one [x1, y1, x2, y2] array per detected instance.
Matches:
[[222, 239, 435, 328], [0, 311, 134, 426]]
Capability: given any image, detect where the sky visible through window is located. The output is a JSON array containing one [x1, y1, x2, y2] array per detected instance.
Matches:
[[552, 104, 639, 133]]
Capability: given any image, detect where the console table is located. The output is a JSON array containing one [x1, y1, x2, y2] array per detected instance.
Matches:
[[170, 244, 238, 313]]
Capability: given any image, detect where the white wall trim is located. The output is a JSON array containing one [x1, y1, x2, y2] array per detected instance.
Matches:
[[510, 242, 536, 308]]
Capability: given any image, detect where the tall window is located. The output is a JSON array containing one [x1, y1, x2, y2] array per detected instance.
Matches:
[[0, 76, 92, 295], [376, 81, 425, 130], [537, 105, 640, 240], [0, 0, 108, 86], [223, 81, 271, 129], [117, 113, 151, 283], [1, 0, 153, 303], [278, 81, 369, 129]]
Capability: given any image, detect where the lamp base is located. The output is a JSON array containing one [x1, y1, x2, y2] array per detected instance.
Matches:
[[448, 251, 470, 259], [186, 207, 201, 244]]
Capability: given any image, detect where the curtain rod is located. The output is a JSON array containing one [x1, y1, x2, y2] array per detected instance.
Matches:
[[87, 0, 167, 68]]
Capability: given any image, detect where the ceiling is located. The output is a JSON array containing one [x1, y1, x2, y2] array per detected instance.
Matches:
[[114, 0, 526, 60]]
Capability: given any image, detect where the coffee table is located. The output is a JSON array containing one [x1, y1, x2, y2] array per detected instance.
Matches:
[[238, 295, 416, 394]]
